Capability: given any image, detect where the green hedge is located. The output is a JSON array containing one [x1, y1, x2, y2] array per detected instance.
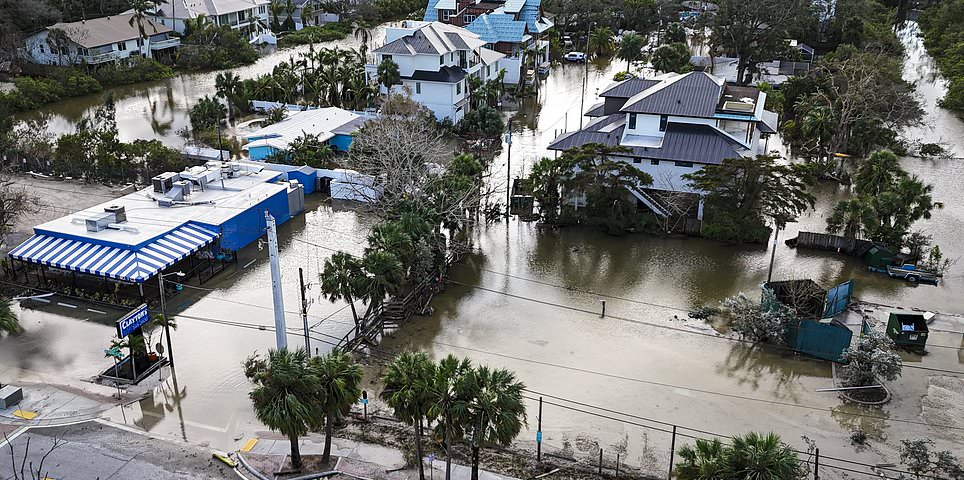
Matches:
[[279, 22, 353, 47], [92, 57, 175, 86]]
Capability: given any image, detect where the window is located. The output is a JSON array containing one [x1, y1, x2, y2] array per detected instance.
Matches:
[[238, 10, 246, 21], [651, 159, 660, 166], [674, 161, 694, 168], [464, 14, 477, 22], [383, 54, 392, 62], [117, 41, 127, 51], [456, 81, 462, 95], [259, 5, 266, 14], [633, 157, 641, 164], [628, 113, 637, 129], [440, 55, 444, 65], [486, 65, 490, 76], [38, 44, 45, 53], [659, 114, 668, 132], [451, 52, 456, 61], [416, 82, 421, 94], [60, 46, 68, 55], [136, 38, 144, 47], [442, 9, 451, 20]]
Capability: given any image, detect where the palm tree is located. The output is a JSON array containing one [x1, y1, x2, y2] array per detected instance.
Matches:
[[617, 32, 645, 72], [367, 222, 414, 270], [651, 43, 691, 73], [215, 71, 243, 121], [269, 1, 285, 31], [0, 297, 21, 335], [283, 0, 298, 30], [827, 197, 873, 240], [354, 24, 374, 57], [128, 0, 165, 41], [377, 58, 401, 90], [361, 249, 404, 315], [309, 349, 363, 465], [464, 366, 527, 480], [854, 149, 900, 197], [428, 355, 475, 480], [675, 438, 727, 479], [381, 352, 437, 480], [301, 2, 314, 27], [800, 104, 835, 161], [587, 27, 615, 58], [243, 348, 320, 471], [724, 432, 803, 479], [320, 252, 366, 332]]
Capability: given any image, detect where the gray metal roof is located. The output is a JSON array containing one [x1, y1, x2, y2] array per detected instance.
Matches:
[[404, 66, 467, 83], [374, 22, 486, 55], [621, 72, 724, 117], [585, 101, 606, 117], [548, 114, 746, 165], [599, 77, 660, 98]]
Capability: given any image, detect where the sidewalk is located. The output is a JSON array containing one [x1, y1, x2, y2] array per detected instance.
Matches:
[[241, 433, 520, 480]]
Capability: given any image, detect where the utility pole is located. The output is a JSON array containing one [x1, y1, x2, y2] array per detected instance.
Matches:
[[505, 120, 512, 218], [158, 274, 174, 366], [266, 211, 287, 350], [580, 23, 593, 129], [299, 267, 310, 353]]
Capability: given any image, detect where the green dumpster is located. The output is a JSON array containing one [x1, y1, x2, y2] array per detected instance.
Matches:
[[886, 312, 929, 348]]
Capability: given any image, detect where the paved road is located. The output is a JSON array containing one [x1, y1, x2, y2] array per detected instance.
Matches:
[[1, 420, 235, 479]]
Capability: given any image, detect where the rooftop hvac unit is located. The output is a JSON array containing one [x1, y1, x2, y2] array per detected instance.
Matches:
[[104, 205, 126, 223], [172, 180, 192, 198], [85, 212, 115, 232], [722, 101, 755, 113], [152, 172, 180, 193]]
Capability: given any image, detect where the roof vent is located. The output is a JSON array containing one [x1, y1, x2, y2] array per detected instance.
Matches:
[[104, 205, 126, 223]]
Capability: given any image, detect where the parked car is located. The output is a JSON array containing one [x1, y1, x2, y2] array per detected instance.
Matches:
[[564, 51, 586, 62], [562, 35, 573, 47]]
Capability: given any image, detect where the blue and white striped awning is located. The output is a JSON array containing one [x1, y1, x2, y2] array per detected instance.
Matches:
[[8, 224, 219, 283]]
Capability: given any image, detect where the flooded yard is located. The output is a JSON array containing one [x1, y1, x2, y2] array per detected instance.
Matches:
[[1, 19, 962, 479]]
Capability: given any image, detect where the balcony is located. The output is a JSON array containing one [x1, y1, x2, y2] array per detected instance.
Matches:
[[150, 38, 181, 50], [85, 50, 126, 64]]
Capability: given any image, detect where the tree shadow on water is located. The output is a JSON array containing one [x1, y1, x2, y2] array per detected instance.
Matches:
[[715, 342, 829, 403]]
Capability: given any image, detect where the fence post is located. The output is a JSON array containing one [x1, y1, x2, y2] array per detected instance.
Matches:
[[814, 448, 819, 480], [668, 426, 677, 480], [537, 396, 543, 463], [615, 453, 620, 478], [598, 449, 604, 475]]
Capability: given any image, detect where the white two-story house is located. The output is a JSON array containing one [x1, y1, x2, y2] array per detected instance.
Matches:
[[548, 72, 779, 220], [368, 21, 505, 123], [138, 0, 273, 43], [23, 14, 180, 66]]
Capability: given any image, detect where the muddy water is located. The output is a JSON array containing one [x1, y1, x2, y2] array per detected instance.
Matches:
[[1, 20, 962, 475], [17, 23, 399, 146]]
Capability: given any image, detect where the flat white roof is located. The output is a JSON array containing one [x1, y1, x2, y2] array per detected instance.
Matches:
[[33, 168, 287, 247], [244, 108, 359, 143]]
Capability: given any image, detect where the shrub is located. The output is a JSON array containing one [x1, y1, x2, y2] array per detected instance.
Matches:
[[279, 22, 353, 46], [93, 57, 175, 86], [178, 26, 259, 71]]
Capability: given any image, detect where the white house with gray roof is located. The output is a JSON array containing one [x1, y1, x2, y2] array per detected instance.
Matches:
[[367, 21, 505, 123], [135, 0, 272, 42], [549, 72, 778, 220], [23, 14, 180, 66]]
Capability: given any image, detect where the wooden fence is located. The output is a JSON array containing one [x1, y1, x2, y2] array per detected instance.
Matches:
[[787, 231, 871, 255]]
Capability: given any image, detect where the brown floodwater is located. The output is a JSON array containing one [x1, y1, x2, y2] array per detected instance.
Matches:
[[1, 20, 962, 477]]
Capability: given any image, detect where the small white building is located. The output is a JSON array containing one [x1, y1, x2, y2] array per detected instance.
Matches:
[[23, 14, 180, 66], [137, 0, 273, 43], [367, 21, 505, 123], [549, 72, 779, 220], [242, 107, 374, 160]]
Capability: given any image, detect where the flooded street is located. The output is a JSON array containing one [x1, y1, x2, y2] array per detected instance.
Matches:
[[2, 19, 962, 478]]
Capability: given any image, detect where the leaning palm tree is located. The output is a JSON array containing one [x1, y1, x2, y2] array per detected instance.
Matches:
[[309, 349, 363, 465], [0, 297, 21, 335], [381, 352, 437, 480], [360, 249, 404, 316], [464, 366, 527, 480], [320, 252, 366, 331], [428, 355, 475, 480], [128, 0, 166, 41], [243, 348, 320, 471]]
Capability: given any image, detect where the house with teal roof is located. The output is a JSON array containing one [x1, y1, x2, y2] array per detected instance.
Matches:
[[423, 0, 552, 84]]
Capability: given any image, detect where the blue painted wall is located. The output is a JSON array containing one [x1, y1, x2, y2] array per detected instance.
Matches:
[[195, 186, 291, 252], [329, 134, 354, 152], [287, 170, 317, 194], [248, 145, 276, 161]]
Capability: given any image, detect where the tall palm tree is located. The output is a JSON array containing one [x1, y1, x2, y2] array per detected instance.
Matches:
[[354, 24, 373, 57], [464, 366, 527, 480], [309, 349, 363, 465], [243, 348, 320, 471], [0, 297, 21, 335], [215, 71, 243, 121], [428, 355, 475, 480], [381, 352, 437, 480], [617, 32, 645, 72], [587, 27, 615, 58], [128, 0, 166, 41], [361, 249, 404, 315], [854, 149, 900, 197], [800, 104, 835, 161], [269, 1, 285, 31], [301, 2, 314, 27], [827, 197, 873, 239], [320, 252, 366, 331]]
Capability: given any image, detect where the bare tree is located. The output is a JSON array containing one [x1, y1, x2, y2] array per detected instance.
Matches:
[[4, 431, 67, 480], [0, 172, 41, 248], [652, 171, 701, 233]]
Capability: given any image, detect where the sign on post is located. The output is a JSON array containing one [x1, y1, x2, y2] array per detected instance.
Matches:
[[116, 304, 150, 338]]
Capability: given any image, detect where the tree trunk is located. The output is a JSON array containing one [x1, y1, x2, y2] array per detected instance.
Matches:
[[323, 413, 334, 464], [736, 58, 748, 85], [416, 418, 426, 480], [347, 295, 359, 333], [289, 432, 303, 470], [471, 443, 480, 480]]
